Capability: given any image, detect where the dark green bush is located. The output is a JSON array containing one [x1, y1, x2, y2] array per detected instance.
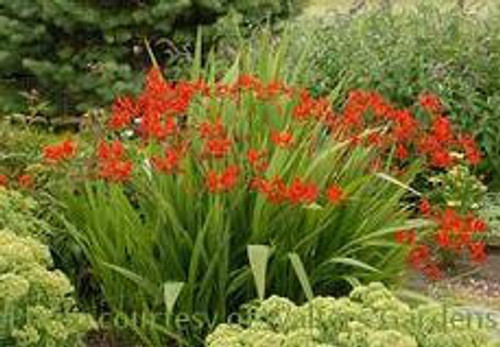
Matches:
[[0, 0, 300, 115], [300, 3, 500, 189]]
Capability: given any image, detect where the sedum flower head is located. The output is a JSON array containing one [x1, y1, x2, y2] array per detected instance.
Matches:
[[0, 229, 96, 346], [206, 282, 491, 347]]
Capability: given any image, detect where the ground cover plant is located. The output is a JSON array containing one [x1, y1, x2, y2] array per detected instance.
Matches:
[[21, 33, 486, 345], [0, 227, 97, 347], [0, 186, 96, 347], [206, 282, 493, 346]]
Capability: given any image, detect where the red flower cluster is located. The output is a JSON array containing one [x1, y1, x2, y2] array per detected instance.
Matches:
[[0, 174, 8, 187], [247, 149, 268, 172], [46, 68, 484, 281], [271, 131, 293, 148], [287, 178, 319, 204], [17, 174, 34, 189], [394, 229, 417, 245], [459, 134, 482, 165], [326, 184, 344, 204], [152, 147, 184, 174], [43, 140, 77, 164], [419, 198, 432, 217], [97, 140, 133, 182], [419, 92, 443, 114], [338, 90, 481, 170], [251, 176, 288, 204], [398, 198, 489, 280], [205, 165, 239, 193], [199, 119, 233, 159], [293, 91, 334, 121], [251, 177, 344, 206], [108, 96, 139, 130]]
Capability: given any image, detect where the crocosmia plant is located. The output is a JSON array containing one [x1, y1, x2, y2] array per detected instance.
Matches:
[[43, 48, 486, 340]]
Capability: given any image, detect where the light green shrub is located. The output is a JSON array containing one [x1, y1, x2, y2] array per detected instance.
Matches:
[[0, 188, 50, 240], [0, 229, 96, 347], [206, 283, 491, 347]]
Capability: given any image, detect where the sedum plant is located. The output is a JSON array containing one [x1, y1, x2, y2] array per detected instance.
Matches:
[[0, 187, 50, 241], [206, 282, 492, 347], [0, 228, 96, 347]]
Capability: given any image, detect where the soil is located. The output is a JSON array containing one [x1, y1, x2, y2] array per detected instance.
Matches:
[[408, 247, 500, 307]]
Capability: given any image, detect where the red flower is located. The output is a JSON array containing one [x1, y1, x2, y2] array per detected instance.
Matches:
[[0, 174, 8, 187], [438, 208, 462, 232], [431, 116, 454, 143], [395, 144, 409, 160], [205, 165, 239, 193], [108, 96, 138, 130], [469, 241, 487, 263], [251, 176, 288, 204], [18, 174, 34, 189], [394, 229, 417, 244], [97, 140, 125, 161], [349, 135, 361, 148], [293, 91, 332, 121], [419, 93, 443, 114], [287, 178, 318, 205], [460, 134, 481, 165], [417, 135, 440, 155], [367, 132, 384, 147], [271, 131, 293, 148], [199, 119, 226, 139], [422, 262, 443, 281], [99, 160, 133, 183], [470, 217, 487, 233], [326, 184, 344, 204], [97, 140, 132, 182], [408, 245, 430, 269], [435, 229, 451, 248], [236, 74, 261, 91], [392, 110, 419, 142], [394, 230, 407, 244], [43, 140, 77, 164], [368, 92, 393, 118], [419, 198, 432, 217], [430, 149, 453, 168], [206, 170, 220, 193], [204, 137, 232, 158], [247, 149, 268, 172], [152, 148, 183, 174], [220, 165, 239, 190]]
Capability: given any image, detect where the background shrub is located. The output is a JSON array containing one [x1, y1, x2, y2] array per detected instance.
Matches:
[[0, 0, 301, 116], [299, 3, 500, 189]]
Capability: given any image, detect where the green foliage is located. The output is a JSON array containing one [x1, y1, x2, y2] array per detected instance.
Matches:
[[426, 165, 487, 213], [0, 229, 96, 347], [0, 0, 300, 116], [206, 282, 492, 347], [0, 188, 50, 241], [481, 193, 500, 244], [0, 121, 61, 176], [299, 2, 500, 188], [53, 35, 426, 345]]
